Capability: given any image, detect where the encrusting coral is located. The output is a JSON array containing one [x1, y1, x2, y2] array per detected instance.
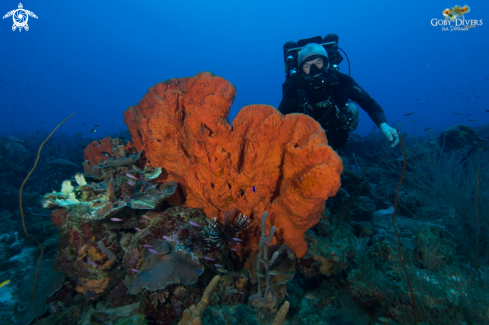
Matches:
[[124, 72, 343, 258]]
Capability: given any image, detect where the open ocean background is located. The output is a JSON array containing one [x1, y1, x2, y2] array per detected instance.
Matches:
[[1, 0, 488, 137]]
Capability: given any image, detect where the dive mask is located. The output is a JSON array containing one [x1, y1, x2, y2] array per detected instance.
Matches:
[[309, 63, 322, 77]]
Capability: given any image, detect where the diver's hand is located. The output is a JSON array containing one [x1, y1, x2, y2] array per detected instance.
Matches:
[[380, 123, 400, 148]]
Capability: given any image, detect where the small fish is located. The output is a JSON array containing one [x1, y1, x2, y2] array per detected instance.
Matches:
[[239, 269, 249, 278], [485, 110, 489, 112], [126, 173, 137, 180], [142, 244, 153, 248], [233, 237, 243, 242], [195, 270, 203, 274], [304, 292, 317, 300], [189, 221, 201, 227], [230, 248, 239, 252], [90, 129, 97, 133], [404, 112, 415, 116], [258, 258, 268, 264], [286, 271, 296, 277], [204, 256, 215, 261], [142, 215, 152, 221], [269, 270, 282, 276], [193, 253, 205, 258], [331, 296, 337, 300], [72, 224, 83, 236], [94, 124, 99, 127], [0, 280, 11, 289], [130, 269, 140, 273], [458, 131, 469, 136], [252, 185, 255, 192], [147, 249, 160, 255], [75, 133, 82, 137], [215, 264, 224, 268], [162, 236, 173, 241], [454, 113, 462, 115], [216, 268, 229, 273], [135, 228, 143, 232], [265, 240, 272, 245], [101, 151, 111, 157], [468, 119, 477, 122], [256, 271, 265, 278], [111, 218, 123, 222], [127, 181, 135, 186], [87, 260, 98, 267], [423, 127, 433, 132]]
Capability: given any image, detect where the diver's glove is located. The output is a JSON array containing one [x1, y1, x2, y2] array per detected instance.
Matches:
[[380, 123, 400, 148]]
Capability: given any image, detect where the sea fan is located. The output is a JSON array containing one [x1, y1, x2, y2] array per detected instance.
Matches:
[[206, 212, 253, 248]]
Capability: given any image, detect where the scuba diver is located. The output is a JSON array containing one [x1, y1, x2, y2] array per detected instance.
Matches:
[[278, 34, 400, 150]]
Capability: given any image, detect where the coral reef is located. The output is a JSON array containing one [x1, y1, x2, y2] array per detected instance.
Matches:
[[3, 73, 489, 325], [37, 141, 180, 304], [124, 72, 343, 258]]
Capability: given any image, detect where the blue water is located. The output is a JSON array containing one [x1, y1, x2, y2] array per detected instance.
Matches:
[[1, 0, 488, 136]]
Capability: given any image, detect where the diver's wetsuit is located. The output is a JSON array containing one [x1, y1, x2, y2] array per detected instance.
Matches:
[[278, 72, 388, 149]]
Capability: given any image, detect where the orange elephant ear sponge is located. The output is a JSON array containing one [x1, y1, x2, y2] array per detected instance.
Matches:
[[124, 72, 343, 258]]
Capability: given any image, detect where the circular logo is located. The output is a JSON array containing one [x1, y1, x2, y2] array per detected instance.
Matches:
[[13, 9, 28, 28]]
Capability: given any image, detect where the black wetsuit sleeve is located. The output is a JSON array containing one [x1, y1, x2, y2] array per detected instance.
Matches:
[[278, 81, 302, 115], [337, 73, 388, 128]]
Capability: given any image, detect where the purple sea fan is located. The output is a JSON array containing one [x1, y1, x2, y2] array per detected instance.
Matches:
[[206, 212, 253, 248]]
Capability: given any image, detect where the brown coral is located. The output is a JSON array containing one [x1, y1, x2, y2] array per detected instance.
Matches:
[[124, 72, 342, 258]]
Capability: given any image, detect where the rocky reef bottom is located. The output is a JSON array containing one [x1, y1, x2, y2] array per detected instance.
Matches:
[[1, 124, 489, 325]]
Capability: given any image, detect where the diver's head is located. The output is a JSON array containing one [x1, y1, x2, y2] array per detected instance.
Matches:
[[298, 43, 329, 77]]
